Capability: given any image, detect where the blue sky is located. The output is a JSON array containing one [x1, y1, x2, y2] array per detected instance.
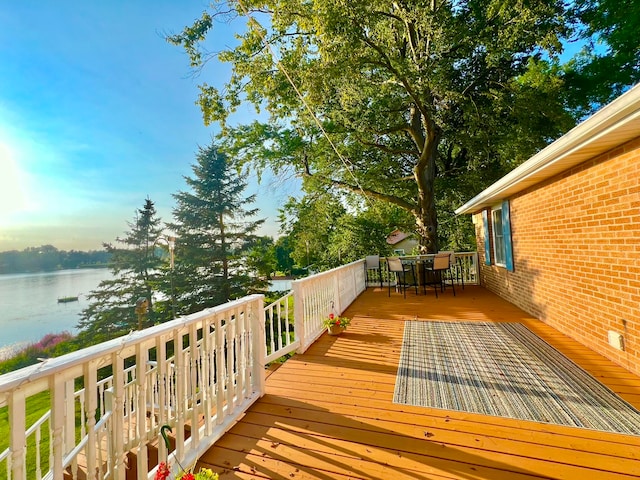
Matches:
[[0, 1, 297, 251]]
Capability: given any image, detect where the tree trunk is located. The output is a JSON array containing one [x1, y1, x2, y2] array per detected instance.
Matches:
[[413, 112, 440, 254]]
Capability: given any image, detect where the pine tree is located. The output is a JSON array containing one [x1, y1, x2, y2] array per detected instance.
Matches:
[[168, 143, 265, 314], [77, 198, 165, 341]]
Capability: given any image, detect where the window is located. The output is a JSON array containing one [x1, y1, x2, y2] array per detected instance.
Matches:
[[482, 200, 514, 271], [492, 205, 506, 266], [393, 248, 405, 256]]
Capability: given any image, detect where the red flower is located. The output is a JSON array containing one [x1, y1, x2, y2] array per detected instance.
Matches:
[[329, 313, 334, 319], [335, 320, 340, 325], [182, 474, 196, 480], [155, 462, 171, 480]]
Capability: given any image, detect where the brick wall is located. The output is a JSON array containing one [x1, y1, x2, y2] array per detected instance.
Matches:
[[473, 137, 640, 375]]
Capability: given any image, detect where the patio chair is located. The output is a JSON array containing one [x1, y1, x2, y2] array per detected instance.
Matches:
[[386, 257, 418, 298], [439, 250, 465, 290], [365, 255, 383, 288], [423, 253, 455, 298]]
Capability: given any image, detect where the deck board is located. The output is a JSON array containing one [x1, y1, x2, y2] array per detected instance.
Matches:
[[196, 286, 640, 479]]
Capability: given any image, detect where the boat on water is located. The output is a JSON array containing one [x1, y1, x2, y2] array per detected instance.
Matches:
[[57, 295, 79, 303]]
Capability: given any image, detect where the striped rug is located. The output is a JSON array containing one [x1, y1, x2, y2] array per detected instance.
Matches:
[[393, 321, 640, 435]]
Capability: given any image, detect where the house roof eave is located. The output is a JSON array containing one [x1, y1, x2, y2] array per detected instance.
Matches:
[[455, 83, 640, 215]]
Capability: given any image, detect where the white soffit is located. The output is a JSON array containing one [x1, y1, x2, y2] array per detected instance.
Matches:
[[455, 83, 640, 215]]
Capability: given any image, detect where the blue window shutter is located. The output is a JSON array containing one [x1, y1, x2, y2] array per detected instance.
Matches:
[[502, 200, 514, 271], [482, 210, 491, 265]]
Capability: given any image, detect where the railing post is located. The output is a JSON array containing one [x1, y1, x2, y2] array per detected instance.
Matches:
[[251, 296, 266, 397], [333, 274, 341, 315], [50, 374, 66, 479], [111, 351, 126, 480], [9, 391, 26, 480], [83, 360, 98, 479], [293, 281, 306, 354], [64, 379, 75, 456]]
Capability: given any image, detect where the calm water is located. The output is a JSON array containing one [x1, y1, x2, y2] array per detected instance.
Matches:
[[0, 269, 113, 355], [0, 270, 293, 358]]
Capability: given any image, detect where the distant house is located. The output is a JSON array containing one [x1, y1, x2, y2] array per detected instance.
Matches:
[[386, 229, 418, 255], [456, 84, 640, 376]]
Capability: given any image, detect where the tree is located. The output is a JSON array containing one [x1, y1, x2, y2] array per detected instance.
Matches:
[[168, 142, 265, 314], [170, 0, 575, 252], [245, 235, 277, 280], [78, 198, 165, 341], [564, 0, 640, 116]]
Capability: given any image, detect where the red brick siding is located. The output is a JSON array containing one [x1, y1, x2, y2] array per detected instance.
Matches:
[[473, 137, 640, 375]]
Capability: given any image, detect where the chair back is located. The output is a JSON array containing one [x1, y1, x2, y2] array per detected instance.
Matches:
[[439, 250, 456, 266], [386, 257, 404, 273], [432, 253, 450, 270], [365, 255, 380, 269]]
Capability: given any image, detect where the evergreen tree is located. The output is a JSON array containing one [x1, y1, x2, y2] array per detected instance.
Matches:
[[77, 198, 164, 342], [168, 143, 265, 314]]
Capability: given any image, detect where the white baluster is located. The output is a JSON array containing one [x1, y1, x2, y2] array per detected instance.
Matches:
[[9, 390, 26, 480], [50, 377, 65, 479], [83, 360, 98, 480], [200, 318, 213, 437], [175, 329, 186, 461], [293, 281, 306, 354], [215, 315, 224, 424], [155, 335, 168, 464], [251, 297, 266, 397], [189, 323, 200, 450], [135, 343, 148, 477], [111, 351, 126, 480]]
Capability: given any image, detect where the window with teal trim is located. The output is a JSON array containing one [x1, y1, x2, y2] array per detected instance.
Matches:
[[491, 205, 506, 266], [489, 201, 514, 271]]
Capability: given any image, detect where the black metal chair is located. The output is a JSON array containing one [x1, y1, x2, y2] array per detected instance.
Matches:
[[439, 251, 464, 290], [365, 255, 383, 289], [386, 257, 418, 298], [422, 253, 455, 298]]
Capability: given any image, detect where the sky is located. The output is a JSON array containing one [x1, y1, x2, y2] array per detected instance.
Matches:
[[0, 1, 299, 252]]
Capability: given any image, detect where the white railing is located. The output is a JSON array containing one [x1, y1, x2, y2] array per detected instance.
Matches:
[[454, 251, 479, 285], [0, 260, 367, 480], [292, 259, 366, 354], [378, 252, 479, 286], [264, 291, 297, 364], [0, 295, 265, 480]]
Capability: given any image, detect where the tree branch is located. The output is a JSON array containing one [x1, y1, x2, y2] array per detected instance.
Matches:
[[360, 139, 419, 156], [330, 179, 417, 212]]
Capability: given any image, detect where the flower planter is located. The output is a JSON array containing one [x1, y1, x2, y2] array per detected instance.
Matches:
[[327, 324, 344, 336]]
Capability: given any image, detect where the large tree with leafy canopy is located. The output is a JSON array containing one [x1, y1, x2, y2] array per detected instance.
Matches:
[[170, 0, 575, 252], [168, 142, 265, 314]]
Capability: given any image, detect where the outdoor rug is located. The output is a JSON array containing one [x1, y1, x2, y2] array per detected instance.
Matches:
[[393, 320, 640, 435]]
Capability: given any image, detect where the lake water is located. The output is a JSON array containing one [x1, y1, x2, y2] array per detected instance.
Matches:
[[0, 269, 113, 356], [0, 269, 294, 358]]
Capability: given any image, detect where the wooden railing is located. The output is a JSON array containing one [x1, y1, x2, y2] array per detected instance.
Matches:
[[0, 260, 367, 480]]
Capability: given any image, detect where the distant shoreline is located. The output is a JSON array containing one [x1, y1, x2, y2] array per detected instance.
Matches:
[[0, 265, 110, 276]]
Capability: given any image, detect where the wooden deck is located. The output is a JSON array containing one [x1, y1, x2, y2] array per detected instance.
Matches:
[[196, 286, 640, 479]]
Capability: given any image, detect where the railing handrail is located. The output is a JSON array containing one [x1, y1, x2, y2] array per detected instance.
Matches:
[[0, 294, 264, 401], [291, 258, 365, 285]]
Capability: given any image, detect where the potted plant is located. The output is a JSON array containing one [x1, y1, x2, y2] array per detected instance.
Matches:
[[323, 313, 351, 335]]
